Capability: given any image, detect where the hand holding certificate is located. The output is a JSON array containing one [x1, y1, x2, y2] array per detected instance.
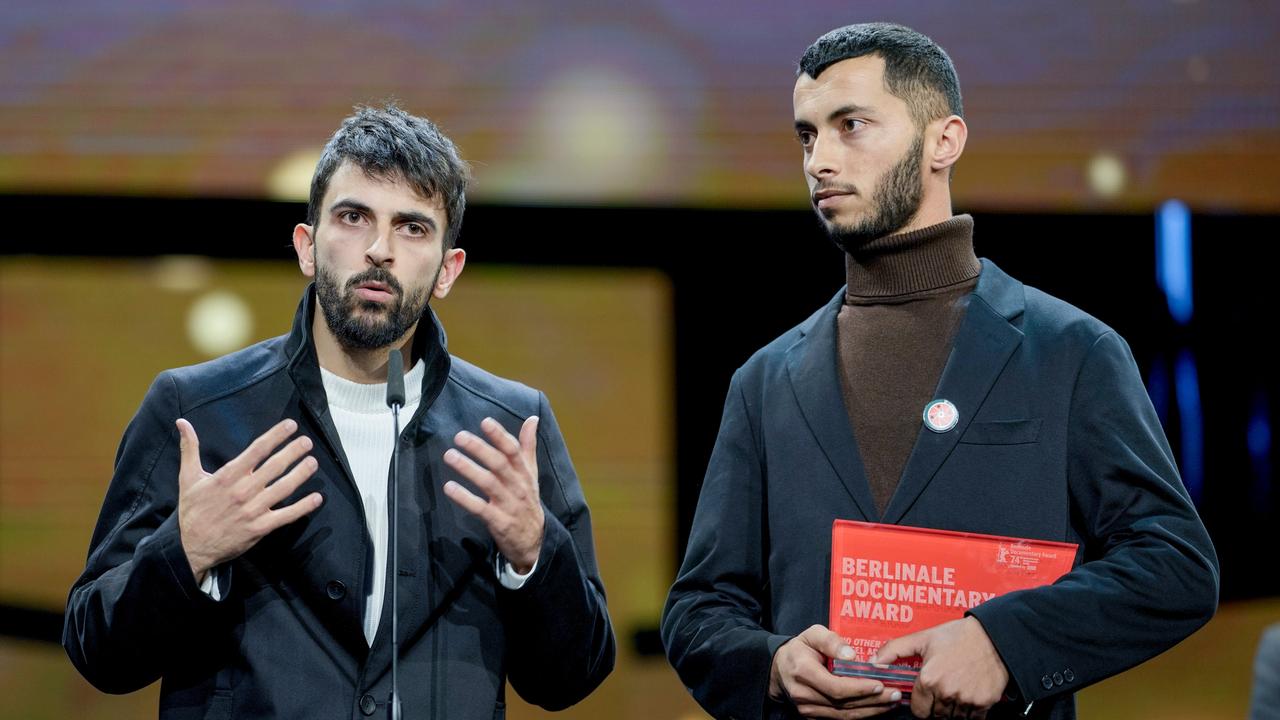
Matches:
[[828, 521, 1078, 715]]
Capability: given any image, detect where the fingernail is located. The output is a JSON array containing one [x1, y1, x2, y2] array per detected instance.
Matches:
[[285, 419, 297, 431], [443, 449, 458, 461], [873, 684, 883, 694], [837, 645, 854, 660], [890, 690, 902, 702]]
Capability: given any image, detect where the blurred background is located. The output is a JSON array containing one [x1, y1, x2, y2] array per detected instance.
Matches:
[[1, 1, 1276, 718]]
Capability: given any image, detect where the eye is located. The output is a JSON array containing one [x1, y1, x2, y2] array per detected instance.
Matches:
[[796, 129, 816, 150], [841, 117, 865, 132], [402, 223, 427, 237], [340, 210, 364, 225]]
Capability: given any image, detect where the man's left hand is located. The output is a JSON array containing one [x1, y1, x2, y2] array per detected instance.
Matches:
[[871, 617, 1008, 719], [442, 416, 544, 574]]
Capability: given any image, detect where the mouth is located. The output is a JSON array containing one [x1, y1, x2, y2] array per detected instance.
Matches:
[[352, 280, 395, 304], [813, 188, 855, 210]]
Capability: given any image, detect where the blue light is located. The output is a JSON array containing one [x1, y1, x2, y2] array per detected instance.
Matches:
[[1146, 355, 1170, 427], [1155, 200, 1193, 326], [1174, 349, 1203, 503], [1249, 393, 1272, 509]]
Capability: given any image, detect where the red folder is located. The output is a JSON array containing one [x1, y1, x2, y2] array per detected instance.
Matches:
[[828, 520, 1077, 690]]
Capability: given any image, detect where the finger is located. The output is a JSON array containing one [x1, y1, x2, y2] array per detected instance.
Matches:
[[443, 448, 500, 496], [246, 434, 314, 488], [252, 456, 319, 512], [800, 624, 856, 663], [871, 631, 926, 666], [909, 683, 934, 718], [175, 419, 204, 484], [479, 417, 522, 460], [226, 419, 298, 476], [836, 687, 904, 710], [804, 672, 887, 706], [453, 431, 513, 480], [518, 415, 539, 469], [443, 479, 494, 519], [791, 678, 900, 710], [793, 703, 897, 719], [257, 492, 323, 533]]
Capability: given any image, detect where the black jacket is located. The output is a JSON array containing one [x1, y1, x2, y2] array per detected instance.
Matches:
[[661, 260, 1218, 720], [64, 285, 615, 719]]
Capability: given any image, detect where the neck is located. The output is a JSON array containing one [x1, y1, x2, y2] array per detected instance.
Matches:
[[311, 310, 416, 384]]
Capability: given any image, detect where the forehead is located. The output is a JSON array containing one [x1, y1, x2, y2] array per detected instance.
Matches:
[[793, 54, 902, 118], [323, 160, 444, 215]]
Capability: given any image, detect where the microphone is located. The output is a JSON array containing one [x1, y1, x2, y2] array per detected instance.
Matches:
[[385, 348, 404, 720], [386, 349, 405, 408]]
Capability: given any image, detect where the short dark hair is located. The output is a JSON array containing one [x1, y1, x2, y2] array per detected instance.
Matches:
[[308, 103, 471, 249], [797, 23, 962, 128]]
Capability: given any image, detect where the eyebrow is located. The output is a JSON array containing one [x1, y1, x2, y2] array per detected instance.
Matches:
[[794, 104, 873, 132], [329, 198, 438, 233]]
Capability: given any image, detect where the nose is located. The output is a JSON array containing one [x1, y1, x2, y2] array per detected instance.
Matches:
[[365, 227, 394, 267], [805, 132, 839, 181]]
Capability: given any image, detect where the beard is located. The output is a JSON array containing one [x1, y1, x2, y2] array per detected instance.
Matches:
[[820, 132, 924, 254], [314, 263, 438, 350]]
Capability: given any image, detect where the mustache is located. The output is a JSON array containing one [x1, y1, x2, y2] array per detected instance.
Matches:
[[345, 267, 404, 297]]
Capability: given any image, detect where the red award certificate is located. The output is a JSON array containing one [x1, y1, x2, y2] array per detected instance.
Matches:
[[828, 520, 1077, 690]]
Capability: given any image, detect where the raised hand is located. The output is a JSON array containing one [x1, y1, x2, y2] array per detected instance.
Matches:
[[176, 418, 323, 583], [442, 416, 544, 574], [770, 624, 903, 718]]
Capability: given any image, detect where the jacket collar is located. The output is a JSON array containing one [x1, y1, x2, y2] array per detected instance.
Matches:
[[785, 259, 1025, 522], [284, 283, 452, 426]]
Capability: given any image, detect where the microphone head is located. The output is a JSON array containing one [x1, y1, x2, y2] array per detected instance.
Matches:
[[386, 349, 406, 407]]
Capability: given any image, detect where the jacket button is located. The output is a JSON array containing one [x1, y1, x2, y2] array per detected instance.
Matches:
[[1041, 674, 1053, 690], [1052, 671, 1064, 686], [326, 580, 346, 600], [359, 693, 377, 716], [1064, 668, 1075, 682]]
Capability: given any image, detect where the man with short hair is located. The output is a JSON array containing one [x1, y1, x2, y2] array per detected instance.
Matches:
[[662, 23, 1217, 720], [64, 104, 615, 719]]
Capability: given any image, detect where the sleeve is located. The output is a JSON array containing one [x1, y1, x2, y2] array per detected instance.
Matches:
[[968, 331, 1219, 704], [1249, 623, 1280, 719], [661, 371, 792, 720], [62, 372, 228, 694], [498, 392, 617, 710]]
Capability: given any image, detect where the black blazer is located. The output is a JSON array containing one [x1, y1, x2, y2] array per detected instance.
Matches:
[[64, 286, 615, 719], [662, 260, 1217, 720]]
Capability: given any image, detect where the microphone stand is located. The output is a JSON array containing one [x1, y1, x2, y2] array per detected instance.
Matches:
[[385, 349, 405, 720]]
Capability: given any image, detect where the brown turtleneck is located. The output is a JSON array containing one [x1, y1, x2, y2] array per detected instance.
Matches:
[[837, 214, 981, 517]]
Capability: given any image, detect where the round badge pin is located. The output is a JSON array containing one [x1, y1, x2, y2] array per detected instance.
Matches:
[[923, 399, 959, 433]]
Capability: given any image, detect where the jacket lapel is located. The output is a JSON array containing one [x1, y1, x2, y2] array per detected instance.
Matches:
[[881, 260, 1026, 524], [786, 290, 879, 520]]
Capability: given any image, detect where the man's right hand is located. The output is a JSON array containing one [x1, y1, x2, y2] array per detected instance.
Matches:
[[176, 418, 323, 583], [769, 624, 902, 719]]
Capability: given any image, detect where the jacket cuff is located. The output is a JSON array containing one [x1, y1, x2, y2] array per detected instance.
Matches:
[[498, 509, 567, 594], [147, 512, 225, 614]]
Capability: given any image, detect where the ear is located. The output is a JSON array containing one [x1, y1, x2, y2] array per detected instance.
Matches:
[[432, 247, 467, 300], [293, 223, 316, 278], [929, 114, 967, 174]]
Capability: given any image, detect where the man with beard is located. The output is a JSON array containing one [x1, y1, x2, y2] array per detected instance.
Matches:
[[64, 104, 615, 719], [662, 23, 1217, 720]]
